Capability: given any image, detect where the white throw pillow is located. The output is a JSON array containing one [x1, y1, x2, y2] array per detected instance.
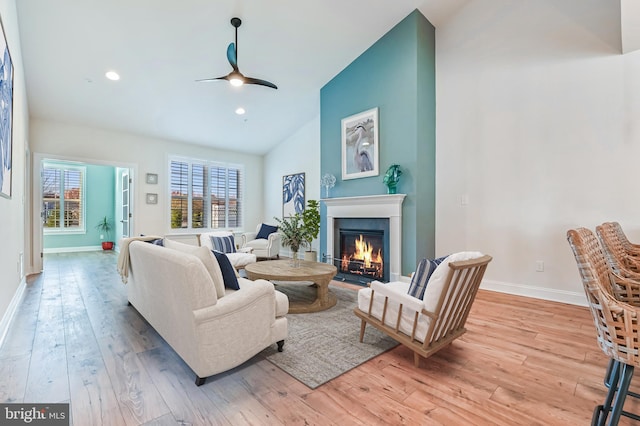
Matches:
[[422, 251, 484, 314], [164, 239, 226, 298]]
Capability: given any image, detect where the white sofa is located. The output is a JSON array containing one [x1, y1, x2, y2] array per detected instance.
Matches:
[[126, 240, 288, 385], [241, 224, 281, 259], [197, 231, 257, 270]]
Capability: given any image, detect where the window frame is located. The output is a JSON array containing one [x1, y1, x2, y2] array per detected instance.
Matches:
[[42, 163, 87, 235], [168, 156, 244, 232]]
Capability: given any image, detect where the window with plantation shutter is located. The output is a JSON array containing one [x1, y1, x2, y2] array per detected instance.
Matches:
[[169, 157, 244, 230], [42, 164, 85, 233]]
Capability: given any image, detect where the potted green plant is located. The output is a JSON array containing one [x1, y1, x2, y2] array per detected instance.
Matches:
[[95, 216, 114, 250], [274, 213, 306, 266], [302, 199, 320, 262]]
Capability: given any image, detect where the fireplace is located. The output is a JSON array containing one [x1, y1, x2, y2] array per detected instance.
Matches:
[[333, 218, 389, 284], [324, 194, 406, 282]]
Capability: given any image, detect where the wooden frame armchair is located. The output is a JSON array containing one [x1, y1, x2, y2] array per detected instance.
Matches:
[[354, 253, 491, 368], [567, 228, 640, 425]]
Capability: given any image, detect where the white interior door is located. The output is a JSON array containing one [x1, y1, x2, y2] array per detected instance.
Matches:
[[121, 170, 131, 239]]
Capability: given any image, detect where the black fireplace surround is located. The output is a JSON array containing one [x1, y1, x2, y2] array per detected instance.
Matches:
[[333, 217, 390, 285]]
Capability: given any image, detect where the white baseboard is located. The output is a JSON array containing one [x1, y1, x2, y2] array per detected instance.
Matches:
[[481, 279, 587, 307], [0, 277, 26, 350], [43, 245, 103, 254]]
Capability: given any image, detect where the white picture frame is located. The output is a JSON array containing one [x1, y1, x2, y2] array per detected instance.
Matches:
[[341, 107, 379, 180], [146, 173, 158, 184], [146, 193, 158, 204]]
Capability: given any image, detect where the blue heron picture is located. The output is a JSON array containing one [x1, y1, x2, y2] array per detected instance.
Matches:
[[0, 18, 12, 199], [283, 172, 305, 217], [341, 108, 379, 180]]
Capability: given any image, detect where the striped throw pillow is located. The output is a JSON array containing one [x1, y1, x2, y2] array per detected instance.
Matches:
[[407, 256, 449, 300], [210, 235, 237, 254]]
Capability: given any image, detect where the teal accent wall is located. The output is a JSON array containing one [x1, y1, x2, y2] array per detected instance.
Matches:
[[44, 163, 116, 249], [320, 10, 435, 274]]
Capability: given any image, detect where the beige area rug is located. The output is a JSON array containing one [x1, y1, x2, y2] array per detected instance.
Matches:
[[259, 282, 398, 389]]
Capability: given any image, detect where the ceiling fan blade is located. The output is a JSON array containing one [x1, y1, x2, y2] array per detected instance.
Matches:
[[226, 43, 238, 71], [244, 76, 278, 90], [196, 76, 229, 83]]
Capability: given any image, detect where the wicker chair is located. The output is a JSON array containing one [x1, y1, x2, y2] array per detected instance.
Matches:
[[596, 225, 640, 306], [598, 222, 640, 273], [567, 228, 640, 425], [609, 222, 640, 256], [354, 253, 491, 368]]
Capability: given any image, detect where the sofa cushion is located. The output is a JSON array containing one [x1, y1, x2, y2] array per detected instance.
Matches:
[[164, 239, 226, 298], [407, 256, 448, 300], [246, 239, 269, 250], [256, 223, 278, 240], [213, 251, 240, 290], [423, 251, 484, 314], [210, 235, 236, 253]]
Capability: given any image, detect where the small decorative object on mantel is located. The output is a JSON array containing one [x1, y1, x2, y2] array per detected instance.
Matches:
[[321, 173, 336, 198], [383, 164, 402, 194]]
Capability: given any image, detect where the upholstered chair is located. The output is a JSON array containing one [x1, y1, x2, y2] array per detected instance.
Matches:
[[354, 252, 491, 368], [241, 223, 281, 259], [197, 231, 256, 271]]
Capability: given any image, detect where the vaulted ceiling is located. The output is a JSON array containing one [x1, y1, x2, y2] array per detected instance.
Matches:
[[15, 1, 635, 154]]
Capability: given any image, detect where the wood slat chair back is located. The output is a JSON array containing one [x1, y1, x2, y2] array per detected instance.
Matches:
[[354, 255, 492, 368], [567, 228, 640, 425]]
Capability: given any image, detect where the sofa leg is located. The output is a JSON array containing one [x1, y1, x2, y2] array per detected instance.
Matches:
[[277, 340, 285, 352], [195, 376, 206, 386], [127, 301, 132, 306]]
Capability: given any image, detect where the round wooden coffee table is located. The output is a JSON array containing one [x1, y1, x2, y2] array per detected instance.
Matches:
[[245, 260, 338, 313]]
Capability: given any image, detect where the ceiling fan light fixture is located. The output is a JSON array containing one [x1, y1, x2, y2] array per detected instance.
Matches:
[[235, 107, 246, 115], [229, 77, 244, 87]]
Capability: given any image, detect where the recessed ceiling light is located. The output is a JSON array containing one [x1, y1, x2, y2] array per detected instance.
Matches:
[[105, 71, 120, 81], [235, 107, 246, 115]]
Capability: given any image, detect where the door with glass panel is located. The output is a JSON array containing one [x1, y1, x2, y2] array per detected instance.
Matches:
[[121, 170, 131, 239]]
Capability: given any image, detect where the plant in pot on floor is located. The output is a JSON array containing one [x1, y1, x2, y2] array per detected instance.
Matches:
[[274, 213, 306, 266], [96, 216, 114, 250], [302, 199, 320, 262]]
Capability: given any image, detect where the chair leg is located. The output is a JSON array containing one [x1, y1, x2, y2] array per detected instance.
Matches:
[[277, 340, 284, 352], [359, 319, 367, 343], [593, 360, 620, 425], [414, 352, 421, 368], [609, 363, 634, 425]]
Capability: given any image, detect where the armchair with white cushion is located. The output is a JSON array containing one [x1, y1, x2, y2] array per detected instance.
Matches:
[[354, 251, 492, 367], [241, 223, 281, 259], [198, 231, 256, 271]]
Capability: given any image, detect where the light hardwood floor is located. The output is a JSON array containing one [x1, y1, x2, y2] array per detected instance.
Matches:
[[1, 251, 639, 425]]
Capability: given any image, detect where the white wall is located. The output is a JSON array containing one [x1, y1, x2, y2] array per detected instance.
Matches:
[[263, 115, 321, 255], [29, 118, 264, 265], [436, 0, 633, 305], [0, 0, 29, 340]]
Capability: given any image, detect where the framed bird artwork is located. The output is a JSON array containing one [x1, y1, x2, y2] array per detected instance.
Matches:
[[341, 108, 379, 180]]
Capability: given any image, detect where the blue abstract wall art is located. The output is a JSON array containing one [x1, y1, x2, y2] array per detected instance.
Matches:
[[0, 16, 12, 199], [282, 172, 305, 217]]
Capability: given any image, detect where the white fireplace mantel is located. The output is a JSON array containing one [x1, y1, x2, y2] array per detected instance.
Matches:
[[323, 194, 406, 281]]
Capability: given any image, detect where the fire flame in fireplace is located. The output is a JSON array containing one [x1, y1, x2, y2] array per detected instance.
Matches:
[[341, 235, 383, 277]]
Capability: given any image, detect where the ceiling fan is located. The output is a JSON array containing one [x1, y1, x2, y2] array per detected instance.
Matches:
[[197, 17, 278, 90]]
